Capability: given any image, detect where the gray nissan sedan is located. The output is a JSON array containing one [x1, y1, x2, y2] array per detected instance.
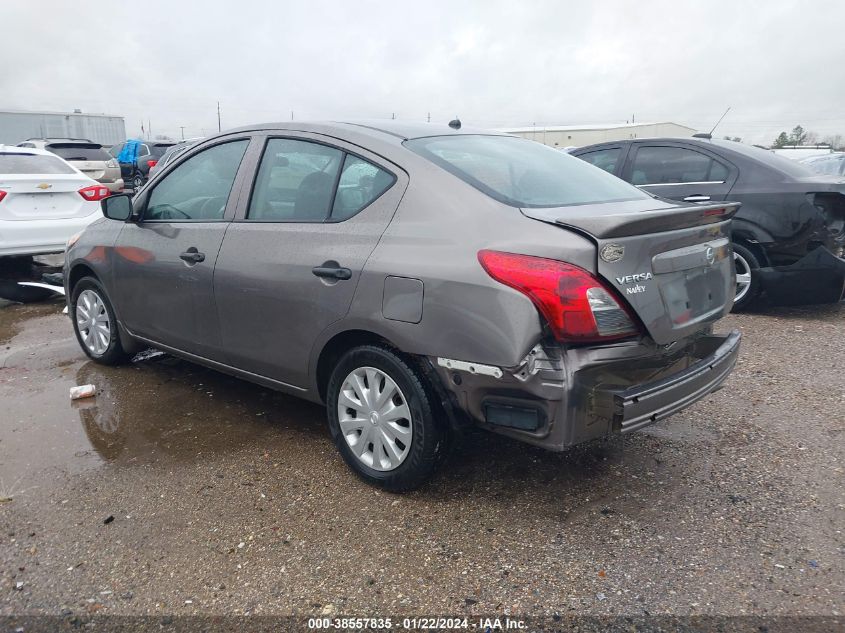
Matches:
[[65, 121, 741, 491]]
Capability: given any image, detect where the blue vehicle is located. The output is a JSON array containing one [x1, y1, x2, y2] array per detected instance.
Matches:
[[110, 139, 176, 190]]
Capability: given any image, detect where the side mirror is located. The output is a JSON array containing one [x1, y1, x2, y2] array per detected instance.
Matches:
[[101, 194, 133, 221]]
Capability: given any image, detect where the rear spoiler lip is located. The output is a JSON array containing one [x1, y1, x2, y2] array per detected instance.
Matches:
[[527, 201, 741, 239]]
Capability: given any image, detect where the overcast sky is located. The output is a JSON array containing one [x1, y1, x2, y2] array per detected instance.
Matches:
[[2, 0, 844, 145]]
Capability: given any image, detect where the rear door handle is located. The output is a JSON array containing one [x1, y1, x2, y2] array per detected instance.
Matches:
[[312, 266, 352, 280], [683, 195, 711, 202], [179, 248, 205, 263]]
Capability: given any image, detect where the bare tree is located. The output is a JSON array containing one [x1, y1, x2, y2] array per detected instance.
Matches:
[[823, 134, 844, 150]]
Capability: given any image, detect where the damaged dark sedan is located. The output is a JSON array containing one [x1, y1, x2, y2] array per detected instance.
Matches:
[[572, 136, 845, 310]]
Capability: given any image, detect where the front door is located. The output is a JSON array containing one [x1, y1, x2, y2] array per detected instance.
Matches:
[[113, 138, 251, 359], [213, 134, 407, 388], [623, 142, 736, 203]]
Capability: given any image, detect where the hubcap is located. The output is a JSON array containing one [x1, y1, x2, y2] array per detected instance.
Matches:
[[76, 289, 111, 355], [733, 252, 753, 303], [337, 367, 412, 472]]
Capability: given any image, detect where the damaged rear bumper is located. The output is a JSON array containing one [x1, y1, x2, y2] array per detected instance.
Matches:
[[431, 329, 741, 452], [612, 330, 740, 433], [758, 246, 845, 305]]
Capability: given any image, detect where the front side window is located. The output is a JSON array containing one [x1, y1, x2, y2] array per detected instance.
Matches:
[[631, 146, 728, 185], [145, 140, 248, 221], [405, 135, 648, 208], [578, 148, 621, 174]]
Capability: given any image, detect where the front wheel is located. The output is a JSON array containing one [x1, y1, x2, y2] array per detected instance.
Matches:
[[326, 345, 447, 492], [731, 243, 762, 312], [71, 277, 129, 365]]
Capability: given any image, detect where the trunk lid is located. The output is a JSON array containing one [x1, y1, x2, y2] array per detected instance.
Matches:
[[0, 174, 94, 220], [522, 199, 741, 344], [70, 160, 107, 182]]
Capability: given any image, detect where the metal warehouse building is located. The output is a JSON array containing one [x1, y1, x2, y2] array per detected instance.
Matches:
[[500, 122, 697, 148], [0, 109, 126, 146]]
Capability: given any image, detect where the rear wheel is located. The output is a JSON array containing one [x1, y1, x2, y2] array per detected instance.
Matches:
[[71, 277, 129, 365], [131, 172, 144, 190], [326, 345, 447, 492], [731, 242, 761, 312]]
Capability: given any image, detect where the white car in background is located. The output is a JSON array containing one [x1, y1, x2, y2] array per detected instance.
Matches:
[[0, 145, 108, 257]]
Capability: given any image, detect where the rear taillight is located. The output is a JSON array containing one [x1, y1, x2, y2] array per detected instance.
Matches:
[[0, 190, 6, 203], [78, 185, 110, 201], [147, 160, 157, 168], [478, 250, 640, 344]]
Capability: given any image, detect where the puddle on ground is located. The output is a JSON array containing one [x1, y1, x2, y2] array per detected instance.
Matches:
[[0, 302, 326, 491]]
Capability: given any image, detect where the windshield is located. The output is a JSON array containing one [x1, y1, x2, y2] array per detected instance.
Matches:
[[46, 143, 111, 162], [405, 135, 649, 208], [0, 152, 76, 174]]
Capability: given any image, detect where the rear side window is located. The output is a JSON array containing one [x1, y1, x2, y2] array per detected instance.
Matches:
[[0, 153, 76, 174], [578, 148, 621, 174], [405, 135, 647, 208], [46, 144, 111, 161], [331, 155, 395, 221], [631, 146, 729, 185], [247, 139, 344, 222], [145, 140, 248, 221]]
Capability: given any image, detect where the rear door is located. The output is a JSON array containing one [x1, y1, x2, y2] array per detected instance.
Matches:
[[622, 142, 737, 204], [112, 137, 252, 359], [213, 133, 407, 388]]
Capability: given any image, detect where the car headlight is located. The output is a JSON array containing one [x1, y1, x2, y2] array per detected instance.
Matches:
[[66, 231, 82, 250]]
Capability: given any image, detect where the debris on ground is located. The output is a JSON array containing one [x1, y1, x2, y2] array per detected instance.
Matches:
[[69, 384, 96, 400]]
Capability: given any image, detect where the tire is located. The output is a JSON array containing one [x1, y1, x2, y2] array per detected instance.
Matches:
[[731, 242, 762, 312], [326, 345, 448, 492], [70, 277, 130, 365], [131, 173, 144, 190]]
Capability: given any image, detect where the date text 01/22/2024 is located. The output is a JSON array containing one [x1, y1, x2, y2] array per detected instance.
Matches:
[[306, 617, 528, 630]]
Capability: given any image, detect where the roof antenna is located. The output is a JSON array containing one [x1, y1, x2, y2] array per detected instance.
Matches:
[[448, 117, 461, 130], [699, 106, 731, 139]]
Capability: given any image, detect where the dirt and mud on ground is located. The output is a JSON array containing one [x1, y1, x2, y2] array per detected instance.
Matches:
[[1, 298, 843, 622]]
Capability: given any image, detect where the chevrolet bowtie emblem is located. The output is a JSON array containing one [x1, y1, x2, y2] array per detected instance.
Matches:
[[36, 183, 52, 190]]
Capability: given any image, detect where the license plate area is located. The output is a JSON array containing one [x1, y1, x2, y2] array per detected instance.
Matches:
[[658, 265, 728, 327]]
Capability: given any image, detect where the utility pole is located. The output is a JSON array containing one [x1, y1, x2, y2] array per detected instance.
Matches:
[[217, 101, 221, 133], [291, 111, 294, 121], [392, 112, 395, 120], [148, 119, 152, 139], [427, 112, 431, 123], [179, 126, 185, 140]]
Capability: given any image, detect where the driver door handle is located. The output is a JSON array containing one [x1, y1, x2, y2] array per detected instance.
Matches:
[[312, 265, 352, 280], [180, 248, 205, 263]]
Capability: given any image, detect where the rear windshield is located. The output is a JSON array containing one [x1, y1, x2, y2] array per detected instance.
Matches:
[[405, 135, 649, 208], [151, 144, 175, 158], [46, 143, 111, 161], [711, 140, 816, 178], [0, 153, 76, 175]]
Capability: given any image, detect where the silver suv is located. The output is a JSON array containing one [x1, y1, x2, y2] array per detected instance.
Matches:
[[18, 138, 124, 192], [65, 121, 741, 491]]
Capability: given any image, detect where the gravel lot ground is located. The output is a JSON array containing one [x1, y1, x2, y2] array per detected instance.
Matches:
[[0, 298, 842, 625]]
